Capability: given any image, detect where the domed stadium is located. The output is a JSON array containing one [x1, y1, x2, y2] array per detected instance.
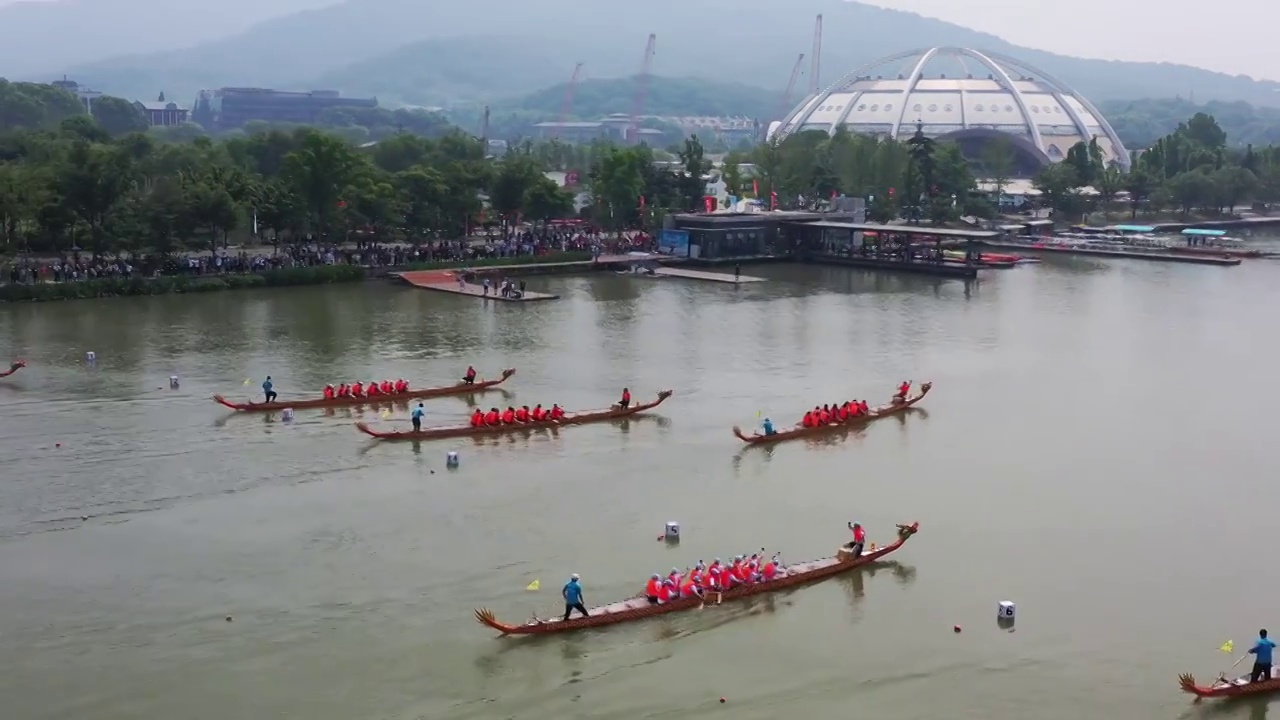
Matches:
[[769, 47, 1130, 175]]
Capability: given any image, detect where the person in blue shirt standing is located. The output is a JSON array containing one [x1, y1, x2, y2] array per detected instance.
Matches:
[[262, 376, 277, 403], [1249, 629, 1276, 683], [411, 403, 425, 432], [562, 573, 589, 621]]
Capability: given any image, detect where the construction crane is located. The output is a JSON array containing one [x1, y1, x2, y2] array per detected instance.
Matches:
[[810, 14, 823, 94], [779, 53, 805, 119], [550, 62, 584, 141], [627, 33, 657, 145]]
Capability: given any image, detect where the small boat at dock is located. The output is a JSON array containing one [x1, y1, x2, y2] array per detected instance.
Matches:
[[213, 368, 516, 412], [474, 522, 920, 635]]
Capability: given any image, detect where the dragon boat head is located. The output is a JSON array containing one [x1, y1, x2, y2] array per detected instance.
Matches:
[[500, 368, 516, 380], [919, 381, 932, 393], [896, 522, 919, 540], [9, 360, 26, 371], [657, 389, 674, 401]]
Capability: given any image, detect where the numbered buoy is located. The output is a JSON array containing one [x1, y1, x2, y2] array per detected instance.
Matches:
[[281, 408, 294, 422], [998, 600, 1016, 621], [169, 375, 180, 389], [85, 351, 96, 363], [664, 521, 680, 542], [446, 451, 460, 468]]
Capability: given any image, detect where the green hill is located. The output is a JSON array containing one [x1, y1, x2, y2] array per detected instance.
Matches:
[[42, 0, 1280, 112], [494, 76, 776, 120]]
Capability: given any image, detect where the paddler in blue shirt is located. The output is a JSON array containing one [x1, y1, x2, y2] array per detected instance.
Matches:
[[562, 573, 589, 621], [761, 417, 776, 436], [262, 376, 277, 403], [1249, 629, 1276, 682], [411, 402, 425, 432]]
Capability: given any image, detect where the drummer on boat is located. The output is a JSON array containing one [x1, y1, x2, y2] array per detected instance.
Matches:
[[846, 521, 866, 557], [893, 381, 911, 403], [618, 388, 631, 409], [463, 366, 477, 385]]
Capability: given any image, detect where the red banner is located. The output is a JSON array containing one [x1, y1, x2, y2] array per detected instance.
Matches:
[[639, 195, 646, 209], [770, 191, 778, 210], [752, 179, 759, 196], [704, 196, 716, 213]]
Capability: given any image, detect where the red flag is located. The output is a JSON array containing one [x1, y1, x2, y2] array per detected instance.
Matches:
[[831, 189, 838, 199], [704, 196, 716, 213], [337, 200, 347, 208], [770, 191, 778, 210], [639, 195, 646, 209], [752, 179, 759, 196]]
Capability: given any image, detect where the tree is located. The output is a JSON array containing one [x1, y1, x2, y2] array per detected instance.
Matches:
[[1166, 170, 1212, 217], [488, 152, 540, 228], [1180, 113, 1227, 149], [522, 175, 574, 225], [91, 97, 149, 136], [1094, 165, 1123, 218], [589, 146, 647, 230], [980, 136, 1015, 203], [281, 130, 367, 238], [1123, 169, 1155, 218], [395, 167, 448, 242], [1033, 163, 1084, 219], [676, 135, 710, 211], [54, 139, 136, 255]]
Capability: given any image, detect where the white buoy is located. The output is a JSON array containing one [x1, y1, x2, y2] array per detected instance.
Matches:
[[998, 600, 1016, 621], [85, 351, 96, 363], [281, 408, 294, 422], [169, 375, 180, 389], [664, 521, 680, 542], [446, 451, 460, 468]]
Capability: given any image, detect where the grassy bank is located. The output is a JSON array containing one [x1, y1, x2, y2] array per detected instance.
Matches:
[[402, 252, 593, 271], [0, 265, 366, 303]]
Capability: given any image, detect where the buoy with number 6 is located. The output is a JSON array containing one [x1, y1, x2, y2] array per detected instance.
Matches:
[[998, 600, 1015, 621]]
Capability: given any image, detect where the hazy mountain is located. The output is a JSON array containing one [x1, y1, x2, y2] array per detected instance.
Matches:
[[0, 0, 340, 76], [37, 0, 1280, 111]]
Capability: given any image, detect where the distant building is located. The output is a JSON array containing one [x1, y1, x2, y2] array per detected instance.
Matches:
[[50, 77, 102, 113], [133, 100, 189, 127], [197, 87, 378, 131], [532, 119, 664, 145]]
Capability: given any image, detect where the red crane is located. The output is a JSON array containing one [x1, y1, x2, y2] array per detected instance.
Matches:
[[551, 62, 584, 141], [779, 53, 805, 119], [810, 14, 823, 94], [627, 33, 657, 144]]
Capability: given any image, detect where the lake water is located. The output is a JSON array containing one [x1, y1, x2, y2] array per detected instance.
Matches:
[[1, 247, 1278, 720]]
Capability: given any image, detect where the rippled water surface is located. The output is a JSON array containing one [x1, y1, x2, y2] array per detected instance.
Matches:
[[2, 244, 1280, 720]]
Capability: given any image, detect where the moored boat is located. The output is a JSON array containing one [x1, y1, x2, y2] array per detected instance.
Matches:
[[1179, 671, 1280, 699], [212, 368, 516, 412], [475, 522, 919, 635], [357, 389, 674, 441], [733, 382, 931, 445], [0, 360, 25, 378]]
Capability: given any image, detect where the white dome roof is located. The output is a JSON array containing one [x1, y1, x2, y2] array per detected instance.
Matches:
[[771, 47, 1130, 172]]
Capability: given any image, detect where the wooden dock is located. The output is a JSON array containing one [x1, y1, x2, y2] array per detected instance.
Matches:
[[649, 267, 765, 284], [394, 270, 560, 301]]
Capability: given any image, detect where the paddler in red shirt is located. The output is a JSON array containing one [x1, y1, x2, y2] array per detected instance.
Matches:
[[463, 366, 477, 385], [470, 409, 484, 427], [618, 388, 631, 409], [367, 381, 382, 397], [858, 400, 869, 415], [323, 384, 335, 399], [484, 407, 500, 425], [531, 404, 545, 421], [336, 383, 349, 397], [802, 411, 814, 427], [645, 574, 662, 604], [818, 405, 831, 424], [501, 407, 516, 424], [836, 402, 849, 422], [679, 576, 701, 599], [762, 553, 782, 581], [351, 381, 364, 398], [894, 381, 911, 402], [658, 579, 676, 603], [380, 380, 393, 395], [549, 404, 565, 421], [515, 405, 530, 422], [847, 521, 866, 557]]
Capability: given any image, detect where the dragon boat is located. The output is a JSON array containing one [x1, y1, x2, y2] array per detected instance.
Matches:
[[356, 389, 673, 441], [732, 382, 932, 445], [212, 368, 515, 412], [474, 522, 919, 635], [0, 360, 25, 378], [1179, 670, 1280, 699]]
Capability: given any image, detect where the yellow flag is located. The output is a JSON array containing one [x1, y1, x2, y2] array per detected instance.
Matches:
[[526, 580, 540, 591], [243, 378, 251, 385], [380, 410, 392, 419], [1220, 640, 1234, 654]]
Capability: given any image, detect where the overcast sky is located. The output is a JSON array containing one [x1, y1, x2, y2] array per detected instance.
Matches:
[[1, 0, 1272, 81], [861, 0, 1272, 80]]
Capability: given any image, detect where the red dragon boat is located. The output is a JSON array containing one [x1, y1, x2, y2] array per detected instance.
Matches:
[[356, 389, 674, 441], [474, 522, 919, 635], [732, 382, 932, 445], [212, 368, 516, 412], [0, 360, 25, 378], [1179, 670, 1280, 699]]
